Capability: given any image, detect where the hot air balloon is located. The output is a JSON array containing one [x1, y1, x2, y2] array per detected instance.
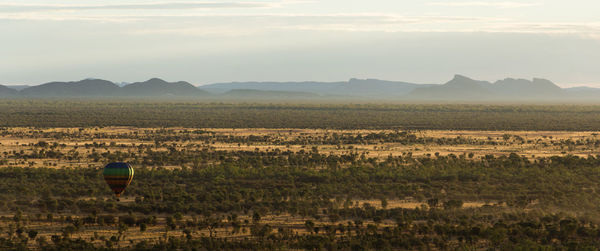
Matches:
[[103, 162, 134, 200]]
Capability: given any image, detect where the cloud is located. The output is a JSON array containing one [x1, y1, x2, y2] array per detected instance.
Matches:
[[0, 12, 140, 22], [0, 1, 277, 12], [1, 4, 599, 39], [427, 1, 541, 8], [0, 11, 504, 23], [0, 1, 296, 22], [277, 19, 600, 39], [113, 13, 599, 38]]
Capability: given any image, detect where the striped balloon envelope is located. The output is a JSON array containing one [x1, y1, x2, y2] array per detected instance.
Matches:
[[103, 162, 134, 199]]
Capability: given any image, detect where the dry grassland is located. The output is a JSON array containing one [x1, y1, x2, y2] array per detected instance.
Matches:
[[1, 127, 598, 170], [0, 127, 597, 248]]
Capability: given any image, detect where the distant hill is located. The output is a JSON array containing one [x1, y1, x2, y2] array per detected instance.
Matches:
[[489, 78, 562, 98], [19, 79, 119, 97], [0, 85, 18, 97], [409, 75, 566, 101], [120, 78, 208, 96], [14, 78, 208, 97], [200, 81, 347, 94], [2, 75, 600, 101], [340, 79, 434, 98], [409, 75, 493, 100], [200, 78, 433, 98], [565, 86, 600, 98], [221, 89, 320, 99], [5, 85, 30, 91]]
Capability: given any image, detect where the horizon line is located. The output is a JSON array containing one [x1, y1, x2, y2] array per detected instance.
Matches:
[[3, 76, 600, 89]]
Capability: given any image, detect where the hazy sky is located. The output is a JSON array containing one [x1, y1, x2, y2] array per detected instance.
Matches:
[[2, 0, 600, 87]]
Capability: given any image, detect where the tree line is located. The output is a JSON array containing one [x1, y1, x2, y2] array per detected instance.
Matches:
[[3, 100, 600, 130]]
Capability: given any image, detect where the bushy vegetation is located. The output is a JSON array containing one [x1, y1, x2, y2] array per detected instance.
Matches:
[[2, 153, 600, 214], [1, 152, 600, 249], [3, 100, 600, 130], [2, 101, 600, 249]]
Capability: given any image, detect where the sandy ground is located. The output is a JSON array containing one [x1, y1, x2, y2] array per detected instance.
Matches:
[[2, 127, 598, 169]]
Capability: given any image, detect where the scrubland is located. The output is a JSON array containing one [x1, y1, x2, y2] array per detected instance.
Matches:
[[1, 101, 600, 249]]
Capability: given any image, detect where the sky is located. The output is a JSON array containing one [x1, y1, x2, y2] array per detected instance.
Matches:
[[1, 0, 600, 87]]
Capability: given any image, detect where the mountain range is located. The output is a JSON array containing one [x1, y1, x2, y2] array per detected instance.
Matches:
[[201, 78, 435, 99], [1, 75, 598, 101], [408, 75, 565, 100], [10, 78, 208, 97]]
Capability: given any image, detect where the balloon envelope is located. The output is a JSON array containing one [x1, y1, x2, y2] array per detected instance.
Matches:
[[103, 162, 134, 198]]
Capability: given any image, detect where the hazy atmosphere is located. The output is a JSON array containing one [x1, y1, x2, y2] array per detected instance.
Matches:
[[2, 0, 600, 87], [5, 2, 600, 250]]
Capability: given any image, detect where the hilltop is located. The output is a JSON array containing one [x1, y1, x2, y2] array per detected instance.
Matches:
[[1, 75, 598, 101]]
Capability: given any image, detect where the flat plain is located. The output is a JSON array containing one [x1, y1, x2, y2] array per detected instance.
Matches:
[[1, 102, 600, 249]]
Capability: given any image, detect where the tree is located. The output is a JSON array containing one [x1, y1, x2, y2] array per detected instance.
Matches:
[[28, 230, 38, 239], [252, 212, 261, 224], [305, 220, 315, 234], [381, 198, 388, 209], [62, 225, 76, 239], [117, 223, 128, 241], [427, 198, 439, 209], [443, 200, 463, 210]]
